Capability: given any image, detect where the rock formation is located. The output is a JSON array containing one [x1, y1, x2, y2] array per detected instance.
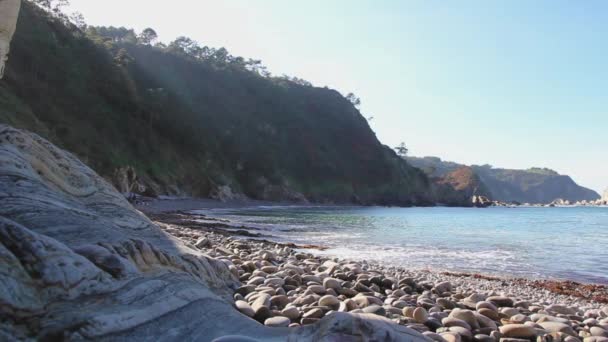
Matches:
[[0, 0, 20, 78], [0, 124, 427, 340]]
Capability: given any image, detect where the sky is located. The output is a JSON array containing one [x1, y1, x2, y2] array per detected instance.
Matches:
[[67, 0, 607, 193]]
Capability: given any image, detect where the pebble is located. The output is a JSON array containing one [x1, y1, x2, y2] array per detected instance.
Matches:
[[499, 324, 537, 339], [235, 300, 255, 317], [414, 307, 429, 323], [264, 316, 290, 327]]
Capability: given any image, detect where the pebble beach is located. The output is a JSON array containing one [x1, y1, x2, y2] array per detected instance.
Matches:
[[148, 209, 608, 342]]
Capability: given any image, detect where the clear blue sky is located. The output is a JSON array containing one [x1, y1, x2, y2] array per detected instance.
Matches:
[[68, 0, 607, 193]]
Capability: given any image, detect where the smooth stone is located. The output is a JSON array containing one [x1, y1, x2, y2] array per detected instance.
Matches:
[[501, 308, 520, 318], [414, 307, 429, 323], [260, 265, 278, 273], [235, 300, 255, 317], [270, 295, 289, 309], [323, 277, 341, 290], [247, 276, 265, 286], [584, 338, 608, 342], [590, 327, 608, 337], [251, 293, 272, 321], [449, 327, 473, 341], [499, 324, 537, 338], [441, 332, 462, 342], [302, 308, 324, 319], [474, 312, 498, 330], [264, 316, 290, 327], [443, 317, 473, 331], [477, 302, 498, 312], [451, 309, 480, 330], [479, 308, 500, 321], [403, 306, 416, 318], [509, 314, 529, 324], [281, 306, 300, 320], [318, 295, 340, 308], [308, 285, 326, 295], [539, 322, 576, 336], [487, 297, 514, 308]]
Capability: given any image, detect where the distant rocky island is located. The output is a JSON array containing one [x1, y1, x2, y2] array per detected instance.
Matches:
[[407, 156, 601, 206]]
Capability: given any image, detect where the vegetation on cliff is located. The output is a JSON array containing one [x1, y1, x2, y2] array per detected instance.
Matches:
[[0, 1, 431, 205], [407, 156, 600, 204]]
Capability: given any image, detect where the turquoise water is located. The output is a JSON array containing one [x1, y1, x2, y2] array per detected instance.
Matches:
[[196, 206, 608, 284]]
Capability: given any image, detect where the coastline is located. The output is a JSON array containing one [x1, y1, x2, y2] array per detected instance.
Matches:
[[137, 198, 608, 292], [137, 198, 608, 340]]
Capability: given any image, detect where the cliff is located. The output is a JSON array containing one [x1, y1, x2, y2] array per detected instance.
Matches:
[[0, 1, 431, 206], [407, 156, 600, 204], [430, 166, 492, 207]]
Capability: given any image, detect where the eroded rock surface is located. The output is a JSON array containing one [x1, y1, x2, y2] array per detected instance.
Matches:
[[0, 124, 426, 341]]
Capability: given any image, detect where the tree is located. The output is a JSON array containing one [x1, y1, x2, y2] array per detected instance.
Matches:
[[138, 28, 158, 45], [394, 142, 408, 157], [168, 36, 198, 55], [345, 92, 361, 107], [69, 12, 86, 29], [114, 48, 133, 66]]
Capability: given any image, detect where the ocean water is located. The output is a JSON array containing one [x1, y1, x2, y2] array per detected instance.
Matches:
[[194, 206, 608, 284]]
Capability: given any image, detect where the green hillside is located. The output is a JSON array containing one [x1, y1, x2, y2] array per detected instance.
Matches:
[[0, 1, 432, 205]]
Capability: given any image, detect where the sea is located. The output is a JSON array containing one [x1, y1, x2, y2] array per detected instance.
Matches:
[[192, 206, 608, 284]]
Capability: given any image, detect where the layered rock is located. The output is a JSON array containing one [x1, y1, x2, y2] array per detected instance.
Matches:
[[0, 0, 20, 78], [0, 124, 426, 340]]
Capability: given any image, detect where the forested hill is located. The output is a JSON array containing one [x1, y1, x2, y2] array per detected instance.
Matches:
[[0, 1, 432, 205], [407, 156, 600, 204]]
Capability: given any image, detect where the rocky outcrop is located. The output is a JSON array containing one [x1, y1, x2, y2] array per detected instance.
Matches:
[[0, 124, 426, 340], [0, 0, 20, 79], [408, 156, 600, 204], [430, 166, 492, 207]]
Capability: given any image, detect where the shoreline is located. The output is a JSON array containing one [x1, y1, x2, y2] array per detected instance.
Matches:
[[138, 199, 608, 303], [146, 207, 608, 339]]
